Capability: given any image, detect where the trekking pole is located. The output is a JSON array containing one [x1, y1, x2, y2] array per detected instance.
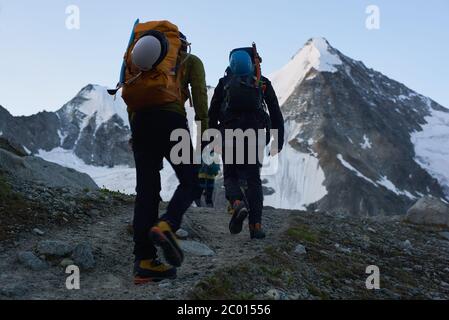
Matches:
[[252, 42, 262, 86]]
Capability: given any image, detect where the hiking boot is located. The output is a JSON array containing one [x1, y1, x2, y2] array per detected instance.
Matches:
[[133, 259, 176, 285], [229, 200, 249, 235], [150, 221, 184, 267], [249, 223, 266, 239], [226, 203, 234, 215]]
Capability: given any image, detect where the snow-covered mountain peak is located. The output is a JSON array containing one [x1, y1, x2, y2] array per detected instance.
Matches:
[[270, 37, 343, 106], [60, 84, 129, 130]]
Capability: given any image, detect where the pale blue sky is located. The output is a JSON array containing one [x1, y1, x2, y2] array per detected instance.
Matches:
[[1, 0, 448, 115]]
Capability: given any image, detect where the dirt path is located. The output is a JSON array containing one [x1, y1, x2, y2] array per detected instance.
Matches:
[[0, 204, 291, 300]]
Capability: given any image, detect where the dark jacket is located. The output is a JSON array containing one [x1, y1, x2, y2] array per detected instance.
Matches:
[[208, 75, 285, 151]]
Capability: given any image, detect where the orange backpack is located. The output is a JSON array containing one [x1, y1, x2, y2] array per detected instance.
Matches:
[[121, 20, 184, 111]]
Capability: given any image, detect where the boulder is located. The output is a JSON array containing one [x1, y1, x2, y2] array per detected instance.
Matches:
[[17, 251, 48, 271], [0, 148, 98, 191], [405, 197, 449, 229], [37, 240, 73, 257], [72, 243, 95, 270], [32, 228, 45, 236]]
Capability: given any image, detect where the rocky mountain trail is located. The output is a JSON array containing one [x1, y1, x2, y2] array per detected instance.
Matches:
[[0, 204, 289, 300], [1, 198, 449, 300]]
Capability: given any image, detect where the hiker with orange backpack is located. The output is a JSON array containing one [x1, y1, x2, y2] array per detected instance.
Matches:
[[110, 20, 208, 284], [209, 44, 284, 239]]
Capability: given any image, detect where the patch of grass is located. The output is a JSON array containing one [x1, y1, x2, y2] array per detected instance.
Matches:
[[315, 256, 360, 280], [259, 265, 284, 279], [390, 269, 419, 287], [192, 275, 233, 299], [0, 172, 22, 204], [190, 267, 255, 300], [233, 292, 256, 300], [0, 173, 45, 241], [306, 283, 330, 300], [263, 246, 295, 269], [99, 188, 134, 204], [286, 224, 319, 243], [0, 172, 12, 200], [99, 188, 127, 197]]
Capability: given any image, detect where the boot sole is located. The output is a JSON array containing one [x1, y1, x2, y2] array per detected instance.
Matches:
[[229, 208, 249, 234], [150, 227, 184, 267], [134, 274, 177, 285]]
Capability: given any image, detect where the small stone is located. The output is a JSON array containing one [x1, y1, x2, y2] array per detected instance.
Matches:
[[402, 240, 413, 250], [335, 243, 352, 254], [266, 289, 280, 300], [17, 251, 48, 271], [89, 209, 101, 216], [265, 289, 286, 300], [158, 280, 172, 288], [60, 258, 75, 268], [439, 232, 449, 241], [413, 265, 423, 272], [72, 243, 95, 270], [32, 228, 45, 236], [175, 228, 189, 239], [367, 227, 377, 233], [37, 240, 73, 257], [294, 244, 307, 255], [180, 240, 215, 256]]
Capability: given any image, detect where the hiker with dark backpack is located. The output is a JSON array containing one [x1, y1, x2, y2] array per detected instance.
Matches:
[[208, 44, 284, 239], [110, 20, 208, 284]]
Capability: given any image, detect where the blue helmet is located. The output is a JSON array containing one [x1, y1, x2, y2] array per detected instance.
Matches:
[[229, 50, 254, 76]]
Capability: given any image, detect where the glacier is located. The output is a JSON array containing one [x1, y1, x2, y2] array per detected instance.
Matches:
[[263, 120, 327, 210], [412, 107, 449, 197]]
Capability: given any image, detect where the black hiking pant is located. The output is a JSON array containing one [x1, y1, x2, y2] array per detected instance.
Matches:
[[198, 177, 215, 205], [221, 116, 265, 225], [223, 163, 263, 225], [131, 110, 200, 261]]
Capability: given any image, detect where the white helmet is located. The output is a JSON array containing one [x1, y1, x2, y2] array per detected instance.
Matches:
[[131, 35, 163, 71]]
